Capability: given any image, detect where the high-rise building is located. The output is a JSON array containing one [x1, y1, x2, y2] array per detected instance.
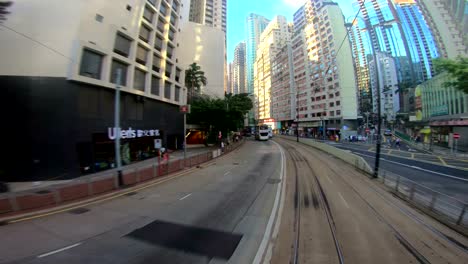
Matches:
[[0, 0, 186, 181], [189, 0, 227, 32], [232, 42, 247, 94], [245, 13, 270, 95], [354, 0, 414, 85], [254, 16, 291, 127], [271, 43, 295, 127], [291, 1, 359, 138], [417, 0, 467, 58], [393, 0, 439, 83], [368, 52, 400, 121], [227, 62, 233, 93]]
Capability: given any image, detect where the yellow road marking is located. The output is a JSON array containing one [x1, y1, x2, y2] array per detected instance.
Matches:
[[368, 147, 374, 151], [411, 153, 415, 159], [388, 150, 393, 155], [438, 156, 447, 166]]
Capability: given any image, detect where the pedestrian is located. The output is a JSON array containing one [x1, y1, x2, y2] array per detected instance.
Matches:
[[336, 135, 340, 142], [396, 138, 401, 149], [221, 141, 225, 153]]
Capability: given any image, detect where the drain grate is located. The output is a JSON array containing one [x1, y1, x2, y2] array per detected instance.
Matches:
[[267, 178, 281, 184], [233, 162, 239, 165], [68, 207, 90, 215]]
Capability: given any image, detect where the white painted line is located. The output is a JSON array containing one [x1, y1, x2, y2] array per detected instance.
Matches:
[[179, 193, 192, 200], [355, 152, 468, 182], [338, 192, 350, 209], [253, 140, 285, 264], [224, 171, 231, 176], [326, 175, 334, 184], [37, 243, 82, 258]]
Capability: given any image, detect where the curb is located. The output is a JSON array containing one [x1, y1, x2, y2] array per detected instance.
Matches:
[[0, 140, 245, 224]]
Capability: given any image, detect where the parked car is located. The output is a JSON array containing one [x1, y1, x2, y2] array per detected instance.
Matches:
[[384, 129, 392, 136]]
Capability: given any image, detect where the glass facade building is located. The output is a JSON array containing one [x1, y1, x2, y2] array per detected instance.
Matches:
[[245, 14, 270, 95]]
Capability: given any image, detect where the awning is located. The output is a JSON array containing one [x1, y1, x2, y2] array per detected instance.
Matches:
[[419, 128, 431, 134]]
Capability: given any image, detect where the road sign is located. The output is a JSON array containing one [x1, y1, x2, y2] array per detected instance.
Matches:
[[154, 139, 162, 149], [365, 128, 370, 133], [180, 105, 190, 113], [453, 133, 460, 139]]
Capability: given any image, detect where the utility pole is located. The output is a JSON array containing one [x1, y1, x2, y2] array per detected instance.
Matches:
[[114, 69, 123, 186], [373, 53, 382, 179]]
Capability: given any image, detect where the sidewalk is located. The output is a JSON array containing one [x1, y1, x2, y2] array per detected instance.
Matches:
[[7, 145, 219, 193]]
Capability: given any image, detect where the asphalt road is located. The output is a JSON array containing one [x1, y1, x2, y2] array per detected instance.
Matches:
[[0, 140, 283, 264], [328, 142, 468, 203], [271, 138, 468, 264]]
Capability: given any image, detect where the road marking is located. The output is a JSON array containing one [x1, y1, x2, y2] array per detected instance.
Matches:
[[355, 152, 468, 182], [368, 147, 374, 151], [326, 174, 333, 184], [388, 150, 393, 155], [254, 140, 285, 264], [338, 193, 350, 209], [179, 193, 192, 200], [411, 153, 415, 159], [438, 156, 447, 166], [37, 243, 82, 258], [224, 171, 231, 176]]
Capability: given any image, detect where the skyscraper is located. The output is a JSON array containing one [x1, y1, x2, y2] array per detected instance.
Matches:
[[254, 16, 291, 124], [189, 0, 227, 32], [245, 13, 270, 95], [393, 0, 439, 83], [232, 42, 247, 94], [417, 0, 467, 58]]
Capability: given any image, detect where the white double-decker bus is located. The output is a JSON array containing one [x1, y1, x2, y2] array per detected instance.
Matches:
[[256, 125, 270, 141]]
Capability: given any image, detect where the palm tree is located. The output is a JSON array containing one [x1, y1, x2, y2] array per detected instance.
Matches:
[[185, 63, 207, 104]]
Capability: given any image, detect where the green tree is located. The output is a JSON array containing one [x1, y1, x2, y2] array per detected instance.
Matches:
[[0, 1, 13, 24], [184, 63, 207, 103], [433, 56, 468, 94]]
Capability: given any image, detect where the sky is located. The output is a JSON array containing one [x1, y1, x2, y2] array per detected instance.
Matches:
[[226, 0, 355, 63]]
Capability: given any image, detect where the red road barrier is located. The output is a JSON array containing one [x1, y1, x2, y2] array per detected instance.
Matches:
[[59, 183, 89, 202], [16, 192, 55, 211], [0, 198, 12, 214], [123, 170, 138, 186], [92, 178, 115, 195], [139, 167, 153, 182]]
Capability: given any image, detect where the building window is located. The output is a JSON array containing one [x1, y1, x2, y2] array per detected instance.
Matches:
[[170, 12, 178, 26], [336, 100, 340, 106], [95, 14, 104, 22], [151, 75, 160, 95], [155, 34, 163, 51], [175, 67, 181, 82], [153, 54, 161, 72], [79, 49, 103, 79], [175, 86, 181, 102], [167, 44, 174, 58], [143, 6, 154, 23], [168, 29, 175, 41], [172, 1, 179, 11], [329, 102, 334, 107], [136, 45, 149, 65], [329, 111, 334, 116], [110, 60, 128, 86], [114, 33, 131, 57], [148, 0, 156, 6], [139, 25, 151, 42], [336, 110, 341, 115], [165, 61, 173, 77], [160, 3, 168, 15], [164, 81, 171, 99], [335, 91, 340, 96], [157, 17, 165, 33], [134, 69, 146, 91]]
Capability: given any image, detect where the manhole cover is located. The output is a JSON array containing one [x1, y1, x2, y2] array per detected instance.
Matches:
[[35, 190, 51, 194], [68, 208, 90, 215], [233, 162, 239, 165], [267, 178, 281, 184], [125, 192, 138, 196]]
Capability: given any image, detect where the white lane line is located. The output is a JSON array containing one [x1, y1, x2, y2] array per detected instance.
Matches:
[[179, 193, 192, 200], [37, 243, 82, 258], [355, 152, 468, 182], [253, 140, 286, 264], [338, 192, 350, 209], [224, 171, 231, 176], [326, 174, 334, 184]]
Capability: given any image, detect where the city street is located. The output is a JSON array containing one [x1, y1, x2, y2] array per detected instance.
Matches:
[[0, 140, 283, 264], [326, 140, 468, 202]]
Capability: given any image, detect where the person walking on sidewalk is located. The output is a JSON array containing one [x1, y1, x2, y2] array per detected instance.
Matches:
[[395, 138, 401, 150]]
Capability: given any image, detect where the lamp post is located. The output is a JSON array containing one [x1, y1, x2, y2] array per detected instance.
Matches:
[[114, 69, 123, 186]]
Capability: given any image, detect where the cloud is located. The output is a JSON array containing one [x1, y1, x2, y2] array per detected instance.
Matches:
[[282, 0, 306, 8]]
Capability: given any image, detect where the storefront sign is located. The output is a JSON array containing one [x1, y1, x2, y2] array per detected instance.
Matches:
[[108, 127, 160, 140], [430, 105, 448, 117], [154, 139, 162, 148]]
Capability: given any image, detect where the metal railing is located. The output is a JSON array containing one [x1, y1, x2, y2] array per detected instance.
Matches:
[[380, 170, 468, 229]]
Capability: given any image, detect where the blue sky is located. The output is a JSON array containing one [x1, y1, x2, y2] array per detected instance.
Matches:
[[227, 0, 355, 62]]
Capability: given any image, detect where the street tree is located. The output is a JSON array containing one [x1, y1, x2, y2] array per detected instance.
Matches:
[[184, 63, 207, 103], [433, 56, 468, 94]]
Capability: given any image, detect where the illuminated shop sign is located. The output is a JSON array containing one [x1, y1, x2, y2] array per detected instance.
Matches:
[[108, 127, 160, 140]]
